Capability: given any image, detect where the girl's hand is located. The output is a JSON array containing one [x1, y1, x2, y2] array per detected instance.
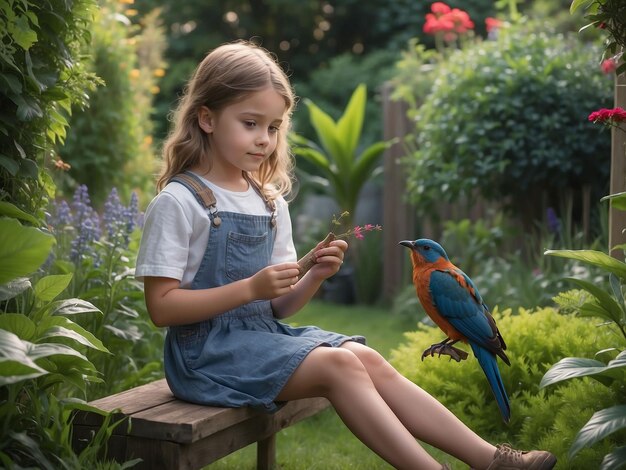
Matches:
[[248, 262, 300, 300], [308, 239, 348, 281]]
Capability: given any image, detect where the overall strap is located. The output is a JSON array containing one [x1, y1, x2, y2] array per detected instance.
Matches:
[[169, 171, 222, 226], [244, 173, 277, 227]]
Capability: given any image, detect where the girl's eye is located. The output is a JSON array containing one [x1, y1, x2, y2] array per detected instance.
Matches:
[[243, 120, 256, 128], [269, 125, 279, 134]]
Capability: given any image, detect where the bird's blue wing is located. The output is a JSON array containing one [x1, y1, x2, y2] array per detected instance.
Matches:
[[429, 269, 495, 348]]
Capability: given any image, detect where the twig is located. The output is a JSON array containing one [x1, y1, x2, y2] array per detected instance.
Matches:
[[297, 232, 336, 278]]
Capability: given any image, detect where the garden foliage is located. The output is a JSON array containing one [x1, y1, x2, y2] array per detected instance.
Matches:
[[390, 307, 622, 467], [0, 202, 122, 468], [542, 241, 626, 469], [58, 1, 165, 206], [0, 0, 99, 222], [47, 186, 163, 399], [399, 21, 613, 224]]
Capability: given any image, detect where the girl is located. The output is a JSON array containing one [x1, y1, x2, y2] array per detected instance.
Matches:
[[136, 41, 556, 470]]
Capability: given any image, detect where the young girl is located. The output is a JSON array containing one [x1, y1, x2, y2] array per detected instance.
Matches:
[[136, 41, 556, 470]]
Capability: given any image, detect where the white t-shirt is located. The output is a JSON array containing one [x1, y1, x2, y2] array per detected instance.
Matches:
[[135, 175, 297, 288]]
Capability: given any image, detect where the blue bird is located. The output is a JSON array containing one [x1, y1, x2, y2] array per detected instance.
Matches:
[[400, 238, 511, 423]]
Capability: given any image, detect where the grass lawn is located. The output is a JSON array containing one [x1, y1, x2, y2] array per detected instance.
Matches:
[[205, 300, 466, 469]]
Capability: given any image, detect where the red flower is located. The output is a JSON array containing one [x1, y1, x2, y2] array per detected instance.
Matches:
[[588, 107, 626, 125], [431, 2, 451, 15], [601, 58, 617, 74], [423, 3, 474, 38], [485, 17, 502, 33]]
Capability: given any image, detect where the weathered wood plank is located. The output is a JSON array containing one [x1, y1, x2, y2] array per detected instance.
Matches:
[[72, 379, 331, 469], [73, 379, 176, 427], [128, 396, 330, 443]]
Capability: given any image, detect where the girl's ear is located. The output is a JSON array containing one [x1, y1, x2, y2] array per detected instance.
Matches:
[[198, 106, 214, 134]]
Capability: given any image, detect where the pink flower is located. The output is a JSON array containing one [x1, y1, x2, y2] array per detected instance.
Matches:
[[601, 58, 617, 74], [353, 226, 365, 240]]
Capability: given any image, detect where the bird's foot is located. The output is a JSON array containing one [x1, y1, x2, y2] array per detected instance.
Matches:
[[421, 343, 469, 362]]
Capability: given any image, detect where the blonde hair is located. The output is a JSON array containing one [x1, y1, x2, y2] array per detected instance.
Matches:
[[157, 41, 295, 199]]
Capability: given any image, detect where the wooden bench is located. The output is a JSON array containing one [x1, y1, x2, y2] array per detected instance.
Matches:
[[72, 378, 331, 469]]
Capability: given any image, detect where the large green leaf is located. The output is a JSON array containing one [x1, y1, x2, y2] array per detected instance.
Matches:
[[293, 146, 331, 173], [540, 352, 626, 388], [305, 99, 345, 168], [570, 405, 626, 459], [0, 329, 48, 385], [37, 316, 110, 353], [570, 0, 594, 13], [0, 277, 31, 301], [0, 218, 55, 285], [601, 192, 626, 212], [0, 314, 36, 340], [564, 277, 623, 324], [545, 249, 626, 281], [47, 298, 101, 316], [0, 201, 39, 225], [337, 84, 366, 159], [33, 273, 72, 302]]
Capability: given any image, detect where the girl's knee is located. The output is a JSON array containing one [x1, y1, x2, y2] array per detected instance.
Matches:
[[342, 342, 398, 380]]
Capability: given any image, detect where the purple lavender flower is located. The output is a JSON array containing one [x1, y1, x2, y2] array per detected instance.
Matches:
[[103, 188, 125, 240], [70, 211, 101, 263], [48, 199, 74, 228], [546, 207, 561, 235]]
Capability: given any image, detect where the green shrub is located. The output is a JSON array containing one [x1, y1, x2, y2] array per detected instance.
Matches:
[[389, 306, 620, 465], [401, 21, 613, 223], [58, 1, 163, 206], [0, 0, 99, 222]]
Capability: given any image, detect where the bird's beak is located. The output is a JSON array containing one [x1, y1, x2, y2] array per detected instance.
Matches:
[[399, 240, 414, 249]]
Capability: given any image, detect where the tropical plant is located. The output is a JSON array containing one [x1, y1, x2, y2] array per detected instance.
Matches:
[[290, 83, 393, 229], [0, 205, 122, 468], [541, 231, 626, 469]]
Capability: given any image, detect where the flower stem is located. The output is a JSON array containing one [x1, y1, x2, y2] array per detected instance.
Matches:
[[297, 232, 336, 278]]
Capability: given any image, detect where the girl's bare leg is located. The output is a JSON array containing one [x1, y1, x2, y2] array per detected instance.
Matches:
[[340, 341, 496, 469], [276, 346, 443, 470]]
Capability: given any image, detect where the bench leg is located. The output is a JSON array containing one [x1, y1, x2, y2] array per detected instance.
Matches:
[[257, 434, 277, 470]]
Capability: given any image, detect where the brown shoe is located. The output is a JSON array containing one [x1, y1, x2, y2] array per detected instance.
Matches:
[[486, 444, 557, 470]]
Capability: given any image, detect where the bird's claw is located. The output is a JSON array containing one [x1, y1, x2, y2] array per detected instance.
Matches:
[[421, 343, 469, 363]]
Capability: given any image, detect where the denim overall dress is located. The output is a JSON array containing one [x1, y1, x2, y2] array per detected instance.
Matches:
[[163, 172, 365, 411]]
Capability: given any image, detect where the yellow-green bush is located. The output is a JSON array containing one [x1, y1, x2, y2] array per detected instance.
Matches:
[[390, 307, 620, 467]]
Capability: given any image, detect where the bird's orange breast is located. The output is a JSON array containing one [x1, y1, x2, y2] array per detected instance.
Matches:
[[412, 264, 466, 342]]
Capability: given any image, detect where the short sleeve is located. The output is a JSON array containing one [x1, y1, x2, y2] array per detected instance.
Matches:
[[271, 196, 297, 264], [135, 192, 193, 281]]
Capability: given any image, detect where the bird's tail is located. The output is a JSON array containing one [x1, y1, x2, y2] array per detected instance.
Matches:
[[470, 343, 511, 423]]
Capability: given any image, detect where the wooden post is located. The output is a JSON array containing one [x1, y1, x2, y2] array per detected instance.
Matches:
[[609, 66, 626, 258], [382, 83, 413, 301]]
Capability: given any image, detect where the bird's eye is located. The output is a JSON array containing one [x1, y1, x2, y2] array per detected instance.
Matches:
[[423, 246, 430, 251]]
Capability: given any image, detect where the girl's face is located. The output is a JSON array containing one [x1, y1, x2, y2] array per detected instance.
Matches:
[[199, 87, 286, 185]]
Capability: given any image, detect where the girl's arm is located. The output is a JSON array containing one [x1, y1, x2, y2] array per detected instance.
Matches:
[[271, 239, 348, 319], [145, 261, 300, 327]]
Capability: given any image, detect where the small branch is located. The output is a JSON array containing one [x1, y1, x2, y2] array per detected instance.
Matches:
[[297, 232, 336, 278]]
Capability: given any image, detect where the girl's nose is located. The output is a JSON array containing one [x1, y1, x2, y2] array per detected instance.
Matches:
[[256, 130, 270, 146]]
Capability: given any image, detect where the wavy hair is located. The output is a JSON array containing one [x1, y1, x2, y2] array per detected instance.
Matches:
[[157, 41, 295, 199]]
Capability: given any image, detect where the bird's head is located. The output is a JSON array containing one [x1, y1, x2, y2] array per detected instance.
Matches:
[[399, 239, 449, 266]]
